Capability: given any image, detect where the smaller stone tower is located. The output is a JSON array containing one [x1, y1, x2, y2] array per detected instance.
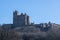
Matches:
[[13, 10, 18, 27]]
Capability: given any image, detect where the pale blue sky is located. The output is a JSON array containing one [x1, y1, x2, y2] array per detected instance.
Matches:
[[0, 0, 60, 24]]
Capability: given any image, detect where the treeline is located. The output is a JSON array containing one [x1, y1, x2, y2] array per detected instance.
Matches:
[[0, 29, 60, 40]]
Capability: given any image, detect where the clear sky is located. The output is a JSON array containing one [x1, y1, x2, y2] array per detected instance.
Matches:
[[0, 0, 60, 24]]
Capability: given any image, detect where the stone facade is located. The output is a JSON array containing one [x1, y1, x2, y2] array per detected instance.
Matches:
[[13, 10, 30, 27]]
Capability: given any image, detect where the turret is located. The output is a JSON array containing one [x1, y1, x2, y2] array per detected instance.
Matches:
[[13, 10, 18, 27], [13, 10, 18, 17]]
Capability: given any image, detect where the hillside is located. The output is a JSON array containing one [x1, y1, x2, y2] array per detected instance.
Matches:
[[0, 23, 60, 40]]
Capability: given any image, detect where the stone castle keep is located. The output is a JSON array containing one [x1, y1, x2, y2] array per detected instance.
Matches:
[[2, 10, 52, 31], [13, 10, 30, 27]]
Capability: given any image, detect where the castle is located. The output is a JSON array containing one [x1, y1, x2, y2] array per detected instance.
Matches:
[[2, 10, 52, 31], [13, 10, 30, 27]]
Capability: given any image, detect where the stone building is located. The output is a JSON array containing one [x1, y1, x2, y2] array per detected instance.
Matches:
[[13, 10, 30, 27]]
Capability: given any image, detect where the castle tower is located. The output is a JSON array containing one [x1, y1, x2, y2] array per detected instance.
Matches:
[[13, 10, 18, 27], [27, 16, 30, 25], [13, 10, 30, 27]]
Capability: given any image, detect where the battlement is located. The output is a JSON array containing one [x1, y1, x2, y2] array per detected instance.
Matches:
[[13, 10, 27, 16]]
